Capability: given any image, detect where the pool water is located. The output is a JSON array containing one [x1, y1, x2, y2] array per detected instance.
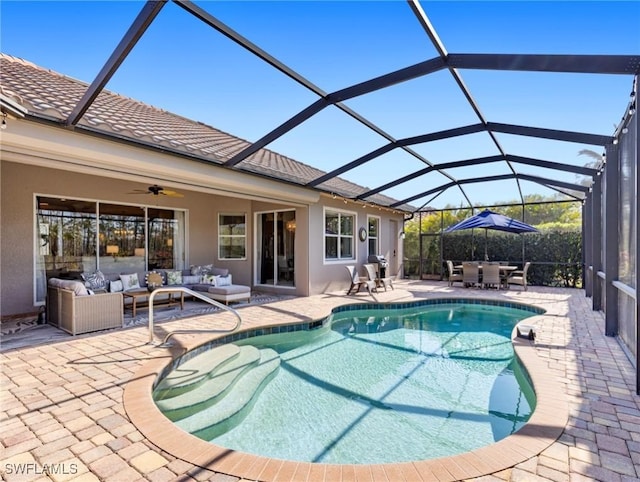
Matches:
[[166, 303, 537, 464]]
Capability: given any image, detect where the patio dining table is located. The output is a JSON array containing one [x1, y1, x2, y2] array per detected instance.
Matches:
[[454, 264, 518, 273]]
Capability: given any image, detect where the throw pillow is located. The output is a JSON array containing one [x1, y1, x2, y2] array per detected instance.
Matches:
[[145, 271, 164, 287], [182, 275, 200, 284], [81, 270, 106, 290], [120, 273, 141, 291], [210, 267, 229, 277], [201, 274, 216, 285], [109, 280, 124, 293], [166, 270, 183, 286], [215, 274, 233, 287], [202, 264, 215, 274], [190, 265, 202, 276]]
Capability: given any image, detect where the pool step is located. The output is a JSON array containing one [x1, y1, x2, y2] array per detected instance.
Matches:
[[156, 345, 262, 421], [154, 344, 241, 399], [176, 348, 281, 440]]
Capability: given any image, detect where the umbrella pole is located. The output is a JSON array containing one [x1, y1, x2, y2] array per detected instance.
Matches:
[[485, 229, 488, 261]]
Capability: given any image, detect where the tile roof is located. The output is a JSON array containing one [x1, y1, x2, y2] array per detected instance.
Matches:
[[0, 54, 411, 212]]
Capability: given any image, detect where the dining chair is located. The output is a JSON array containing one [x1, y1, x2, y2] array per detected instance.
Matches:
[[482, 262, 501, 290], [506, 262, 531, 291], [462, 262, 480, 288], [446, 260, 463, 287]]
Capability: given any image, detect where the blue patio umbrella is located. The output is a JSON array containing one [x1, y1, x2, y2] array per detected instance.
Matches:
[[444, 209, 539, 260]]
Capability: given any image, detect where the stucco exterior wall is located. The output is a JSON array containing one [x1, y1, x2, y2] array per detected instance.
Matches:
[[0, 161, 258, 316], [0, 160, 405, 317], [308, 198, 404, 296]]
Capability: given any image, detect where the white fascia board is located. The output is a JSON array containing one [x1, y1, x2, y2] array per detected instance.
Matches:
[[0, 119, 320, 205]]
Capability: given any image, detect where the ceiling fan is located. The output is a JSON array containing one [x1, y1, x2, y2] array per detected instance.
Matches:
[[128, 184, 184, 198]]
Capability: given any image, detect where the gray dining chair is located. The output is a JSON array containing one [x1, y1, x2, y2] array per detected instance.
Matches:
[[446, 260, 463, 287], [482, 262, 501, 290], [462, 262, 480, 288], [506, 262, 531, 291]]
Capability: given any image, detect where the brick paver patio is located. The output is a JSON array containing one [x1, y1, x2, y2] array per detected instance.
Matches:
[[1, 280, 639, 481]]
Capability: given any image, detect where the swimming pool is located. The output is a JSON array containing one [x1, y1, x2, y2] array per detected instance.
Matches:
[[153, 299, 542, 464]]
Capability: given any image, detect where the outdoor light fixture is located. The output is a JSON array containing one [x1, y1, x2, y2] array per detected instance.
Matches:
[[400, 231, 406, 240], [106, 245, 119, 260], [1, 112, 7, 130]]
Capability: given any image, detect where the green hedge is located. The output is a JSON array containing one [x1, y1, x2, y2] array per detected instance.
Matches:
[[404, 229, 582, 287]]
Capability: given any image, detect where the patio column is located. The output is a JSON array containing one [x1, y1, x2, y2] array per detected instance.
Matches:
[[591, 173, 603, 311], [583, 198, 592, 298], [604, 143, 619, 336], [634, 75, 640, 395]]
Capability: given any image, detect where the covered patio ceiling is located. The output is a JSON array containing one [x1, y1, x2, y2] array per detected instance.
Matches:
[[6, 0, 639, 212]]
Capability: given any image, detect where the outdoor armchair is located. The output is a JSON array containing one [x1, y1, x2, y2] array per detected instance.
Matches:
[[47, 278, 123, 335], [506, 262, 531, 291]]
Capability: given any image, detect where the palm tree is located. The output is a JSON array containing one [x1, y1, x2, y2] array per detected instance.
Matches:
[[577, 149, 604, 188]]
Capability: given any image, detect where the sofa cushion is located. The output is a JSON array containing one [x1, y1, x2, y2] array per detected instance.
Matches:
[[182, 275, 200, 285], [191, 284, 212, 292], [81, 270, 106, 291], [166, 270, 183, 285], [215, 274, 233, 287], [201, 273, 217, 285], [206, 284, 250, 296], [190, 264, 229, 277], [120, 273, 141, 291], [110, 280, 124, 293], [49, 278, 89, 296], [145, 271, 164, 288]]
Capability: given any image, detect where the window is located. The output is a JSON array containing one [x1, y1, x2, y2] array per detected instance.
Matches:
[[368, 216, 380, 256], [36, 197, 97, 302], [35, 196, 186, 304], [325, 209, 355, 260], [100, 203, 146, 272], [148, 208, 184, 270], [219, 213, 246, 259]]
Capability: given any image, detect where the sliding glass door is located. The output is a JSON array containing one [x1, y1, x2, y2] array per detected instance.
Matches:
[[35, 196, 185, 303], [256, 210, 295, 287]]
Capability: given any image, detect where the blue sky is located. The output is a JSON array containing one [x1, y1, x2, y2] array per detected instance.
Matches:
[[2, 1, 639, 209]]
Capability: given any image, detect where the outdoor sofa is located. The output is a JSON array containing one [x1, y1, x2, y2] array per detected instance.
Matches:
[[87, 264, 252, 305], [47, 264, 251, 336]]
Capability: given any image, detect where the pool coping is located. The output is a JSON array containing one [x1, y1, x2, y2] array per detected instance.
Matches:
[[124, 299, 568, 482]]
